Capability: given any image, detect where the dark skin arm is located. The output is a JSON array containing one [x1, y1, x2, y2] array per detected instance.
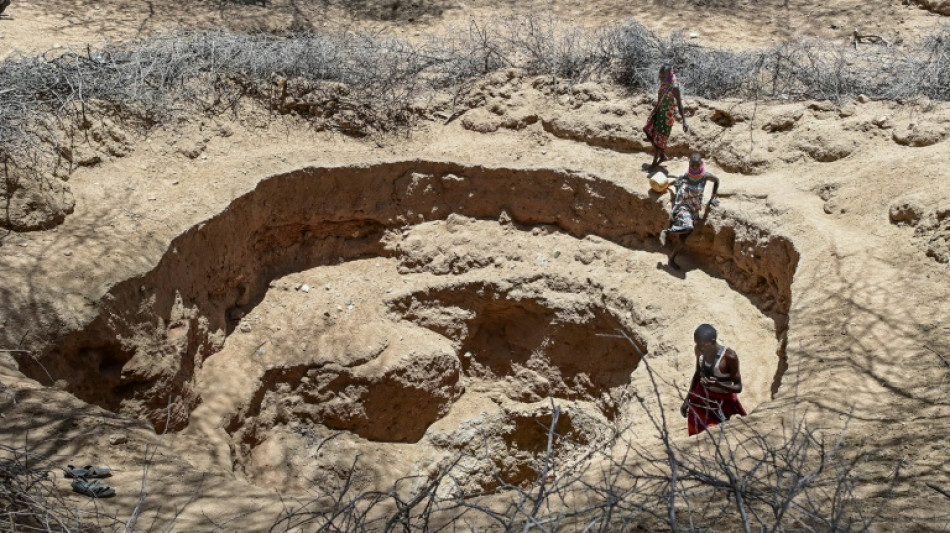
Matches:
[[681, 346, 743, 417], [672, 86, 689, 133], [680, 348, 702, 418], [667, 176, 682, 205], [702, 174, 720, 218], [700, 348, 742, 394]]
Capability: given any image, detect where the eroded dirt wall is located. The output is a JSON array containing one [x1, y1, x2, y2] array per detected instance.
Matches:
[[14, 161, 799, 430]]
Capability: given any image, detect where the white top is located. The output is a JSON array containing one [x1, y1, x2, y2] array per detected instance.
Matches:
[[699, 345, 730, 380]]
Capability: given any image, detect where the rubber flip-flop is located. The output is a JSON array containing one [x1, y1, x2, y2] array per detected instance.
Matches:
[[63, 464, 112, 479], [71, 479, 116, 498]]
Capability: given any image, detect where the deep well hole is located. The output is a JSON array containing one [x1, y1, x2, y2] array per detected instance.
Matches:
[[15, 161, 798, 491], [225, 345, 463, 446], [226, 279, 638, 447], [432, 402, 607, 491], [389, 283, 639, 417], [221, 276, 639, 490]]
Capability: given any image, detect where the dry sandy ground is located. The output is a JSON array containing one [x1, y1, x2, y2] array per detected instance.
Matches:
[[1, 1, 950, 531]]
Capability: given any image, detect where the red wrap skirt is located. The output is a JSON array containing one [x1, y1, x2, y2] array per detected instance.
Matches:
[[686, 383, 747, 436]]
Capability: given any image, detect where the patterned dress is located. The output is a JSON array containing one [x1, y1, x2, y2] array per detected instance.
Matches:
[[643, 75, 680, 150], [668, 171, 712, 234]]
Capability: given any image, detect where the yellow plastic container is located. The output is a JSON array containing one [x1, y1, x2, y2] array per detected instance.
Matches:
[[649, 173, 673, 193]]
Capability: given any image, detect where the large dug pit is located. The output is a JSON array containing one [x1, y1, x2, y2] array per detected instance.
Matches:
[[13, 161, 797, 493], [389, 280, 640, 414]]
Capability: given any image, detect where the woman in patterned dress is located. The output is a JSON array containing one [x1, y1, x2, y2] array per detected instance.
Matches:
[[643, 64, 689, 169], [659, 153, 719, 269]]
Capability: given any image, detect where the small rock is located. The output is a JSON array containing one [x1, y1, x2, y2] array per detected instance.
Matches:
[[239, 322, 252, 333], [63, 251, 73, 257], [689, 32, 699, 39], [147, 197, 157, 201], [857, 94, 870, 103], [892, 123, 948, 147], [336, 305, 343, 311], [889, 200, 924, 226], [108, 434, 128, 445], [872, 115, 893, 129], [53, 379, 70, 390], [300, 284, 310, 293]]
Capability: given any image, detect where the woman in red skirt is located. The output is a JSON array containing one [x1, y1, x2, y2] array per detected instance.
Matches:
[[680, 324, 747, 436]]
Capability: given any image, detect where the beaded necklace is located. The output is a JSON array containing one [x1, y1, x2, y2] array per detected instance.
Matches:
[[687, 164, 705, 181]]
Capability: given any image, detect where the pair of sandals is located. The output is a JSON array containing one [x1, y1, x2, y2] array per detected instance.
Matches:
[[63, 464, 115, 498]]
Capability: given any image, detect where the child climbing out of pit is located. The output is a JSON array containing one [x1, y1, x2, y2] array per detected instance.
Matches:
[[659, 153, 719, 270], [680, 324, 746, 436]]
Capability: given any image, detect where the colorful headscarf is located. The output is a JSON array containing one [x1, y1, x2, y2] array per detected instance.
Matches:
[[663, 69, 677, 86]]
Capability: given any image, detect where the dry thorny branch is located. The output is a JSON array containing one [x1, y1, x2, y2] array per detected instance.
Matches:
[[0, 333, 920, 531], [0, 396, 210, 533], [262, 328, 906, 532], [2, 18, 950, 227]]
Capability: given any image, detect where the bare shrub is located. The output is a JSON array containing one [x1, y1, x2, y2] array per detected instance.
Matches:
[[612, 19, 664, 91], [495, 16, 615, 81], [264, 332, 903, 532], [1, 20, 948, 213], [658, 33, 761, 99], [918, 28, 950, 100], [610, 21, 950, 103]]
